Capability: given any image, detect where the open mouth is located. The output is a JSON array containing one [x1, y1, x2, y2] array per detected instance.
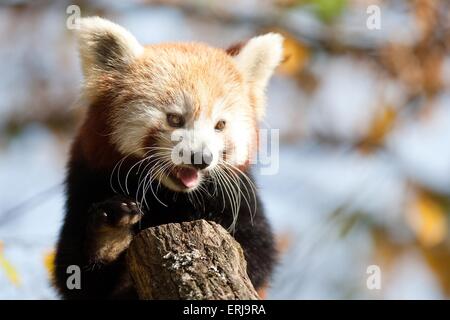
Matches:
[[168, 166, 200, 189]]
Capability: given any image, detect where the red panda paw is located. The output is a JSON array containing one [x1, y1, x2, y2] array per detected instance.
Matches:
[[85, 196, 143, 264], [88, 196, 143, 230]]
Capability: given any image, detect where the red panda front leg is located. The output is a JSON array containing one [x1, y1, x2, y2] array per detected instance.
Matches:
[[85, 195, 142, 265]]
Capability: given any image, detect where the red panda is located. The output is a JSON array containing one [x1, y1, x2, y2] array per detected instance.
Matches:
[[54, 16, 283, 299]]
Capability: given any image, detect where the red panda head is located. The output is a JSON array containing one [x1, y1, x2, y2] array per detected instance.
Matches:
[[76, 17, 283, 192]]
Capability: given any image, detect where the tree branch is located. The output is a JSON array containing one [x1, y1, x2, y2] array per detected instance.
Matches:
[[126, 219, 259, 300]]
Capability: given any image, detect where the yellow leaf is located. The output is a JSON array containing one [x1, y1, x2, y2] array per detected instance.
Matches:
[[0, 241, 21, 287], [277, 33, 310, 76], [421, 245, 450, 296], [44, 249, 55, 281], [407, 191, 447, 247], [360, 105, 397, 152]]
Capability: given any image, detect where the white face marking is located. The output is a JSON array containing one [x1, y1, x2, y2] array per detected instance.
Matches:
[[110, 102, 164, 157], [171, 116, 224, 168]]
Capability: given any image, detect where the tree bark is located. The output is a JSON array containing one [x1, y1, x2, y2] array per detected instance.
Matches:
[[126, 219, 259, 300]]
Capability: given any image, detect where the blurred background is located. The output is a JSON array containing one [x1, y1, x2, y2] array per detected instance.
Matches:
[[1, 0, 450, 299]]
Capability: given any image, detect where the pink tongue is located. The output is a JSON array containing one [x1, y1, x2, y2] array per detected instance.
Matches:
[[176, 167, 198, 188]]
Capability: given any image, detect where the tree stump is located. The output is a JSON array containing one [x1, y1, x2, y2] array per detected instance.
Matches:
[[126, 219, 259, 300]]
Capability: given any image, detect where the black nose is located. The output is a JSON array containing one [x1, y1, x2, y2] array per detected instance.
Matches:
[[190, 150, 213, 170]]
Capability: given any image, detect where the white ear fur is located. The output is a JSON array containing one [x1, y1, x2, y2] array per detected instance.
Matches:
[[233, 33, 284, 120], [77, 16, 144, 77]]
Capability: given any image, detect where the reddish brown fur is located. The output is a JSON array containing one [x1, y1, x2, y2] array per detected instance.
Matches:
[[73, 99, 121, 170]]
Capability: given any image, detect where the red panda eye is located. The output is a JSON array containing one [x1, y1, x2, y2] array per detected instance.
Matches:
[[167, 113, 184, 128], [215, 120, 226, 131]]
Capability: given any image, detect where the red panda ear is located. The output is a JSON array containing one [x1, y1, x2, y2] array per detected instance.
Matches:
[[76, 17, 144, 78], [231, 33, 284, 120]]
